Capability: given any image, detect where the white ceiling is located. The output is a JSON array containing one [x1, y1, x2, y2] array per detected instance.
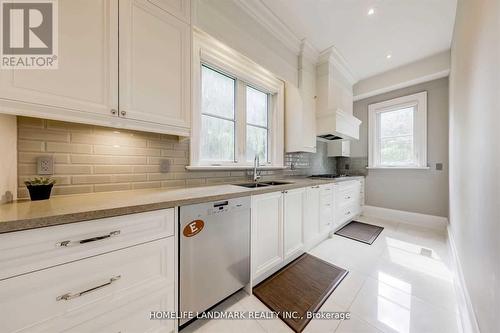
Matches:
[[261, 0, 457, 80]]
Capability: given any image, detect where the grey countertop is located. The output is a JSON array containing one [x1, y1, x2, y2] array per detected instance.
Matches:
[[0, 176, 363, 234]]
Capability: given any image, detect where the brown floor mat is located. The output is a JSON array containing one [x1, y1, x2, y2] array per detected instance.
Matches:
[[334, 221, 384, 244], [253, 254, 348, 333]]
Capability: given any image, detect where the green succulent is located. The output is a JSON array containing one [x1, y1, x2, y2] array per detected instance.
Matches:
[[24, 177, 56, 186]]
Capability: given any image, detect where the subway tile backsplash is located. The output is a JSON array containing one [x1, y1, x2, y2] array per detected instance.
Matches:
[[16, 117, 337, 199], [335, 156, 368, 176]]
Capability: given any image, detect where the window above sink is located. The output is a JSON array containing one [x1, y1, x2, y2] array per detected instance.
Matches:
[[188, 30, 285, 170]]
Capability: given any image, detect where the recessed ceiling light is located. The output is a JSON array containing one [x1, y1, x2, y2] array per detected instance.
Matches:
[[367, 8, 375, 16], [386, 53, 392, 59]]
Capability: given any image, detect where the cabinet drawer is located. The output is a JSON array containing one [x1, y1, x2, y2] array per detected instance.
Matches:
[[335, 186, 360, 207], [0, 238, 175, 333], [0, 209, 174, 280], [335, 203, 359, 226], [70, 285, 175, 333]]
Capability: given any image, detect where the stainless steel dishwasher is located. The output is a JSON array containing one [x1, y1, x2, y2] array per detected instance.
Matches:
[[179, 197, 250, 327]]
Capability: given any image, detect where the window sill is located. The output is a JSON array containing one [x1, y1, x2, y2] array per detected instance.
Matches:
[[186, 165, 286, 171], [366, 166, 431, 170]]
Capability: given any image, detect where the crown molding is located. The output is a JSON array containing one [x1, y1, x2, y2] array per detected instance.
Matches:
[[353, 70, 450, 101], [233, 0, 301, 54], [232, 0, 357, 81], [319, 46, 358, 85]]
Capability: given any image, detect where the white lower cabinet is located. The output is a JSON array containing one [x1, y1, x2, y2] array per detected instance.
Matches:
[[252, 188, 311, 282], [0, 209, 174, 280], [251, 191, 284, 281], [319, 184, 335, 232], [283, 188, 306, 259], [334, 180, 364, 229], [304, 184, 334, 250], [303, 185, 321, 248], [0, 209, 177, 333], [71, 286, 174, 333], [251, 184, 340, 283]]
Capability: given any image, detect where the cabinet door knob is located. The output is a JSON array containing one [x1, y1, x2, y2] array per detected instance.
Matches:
[[120, 110, 127, 116], [110, 109, 117, 115]]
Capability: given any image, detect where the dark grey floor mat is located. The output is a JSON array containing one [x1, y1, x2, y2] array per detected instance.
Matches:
[[334, 221, 384, 245]]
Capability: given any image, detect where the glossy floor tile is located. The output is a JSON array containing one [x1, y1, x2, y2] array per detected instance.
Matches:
[[180, 216, 463, 333]]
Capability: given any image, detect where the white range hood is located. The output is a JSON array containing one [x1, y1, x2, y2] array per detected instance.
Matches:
[[317, 109, 362, 141], [315, 48, 361, 140]]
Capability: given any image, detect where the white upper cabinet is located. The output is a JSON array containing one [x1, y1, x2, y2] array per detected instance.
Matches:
[[0, 0, 191, 136], [119, 0, 191, 134], [285, 51, 317, 153], [285, 83, 316, 153], [0, 0, 119, 119], [328, 140, 351, 157]]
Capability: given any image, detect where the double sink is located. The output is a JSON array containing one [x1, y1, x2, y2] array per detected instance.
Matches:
[[234, 181, 292, 188]]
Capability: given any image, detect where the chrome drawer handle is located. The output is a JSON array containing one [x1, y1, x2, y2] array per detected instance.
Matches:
[[56, 275, 121, 301], [56, 230, 121, 247], [345, 196, 351, 199], [345, 211, 351, 215]]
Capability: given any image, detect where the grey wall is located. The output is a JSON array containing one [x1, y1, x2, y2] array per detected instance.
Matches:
[[449, 0, 500, 331], [351, 77, 449, 217]]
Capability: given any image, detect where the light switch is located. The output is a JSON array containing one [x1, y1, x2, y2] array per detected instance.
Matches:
[[160, 159, 171, 173]]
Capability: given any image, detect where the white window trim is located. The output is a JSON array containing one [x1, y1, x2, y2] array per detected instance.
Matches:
[[368, 91, 428, 169], [189, 29, 285, 169]]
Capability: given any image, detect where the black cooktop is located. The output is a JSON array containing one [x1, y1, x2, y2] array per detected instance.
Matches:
[[308, 174, 348, 179]]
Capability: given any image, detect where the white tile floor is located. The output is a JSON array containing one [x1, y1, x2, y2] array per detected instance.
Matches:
[[181, 216, 463, 333]]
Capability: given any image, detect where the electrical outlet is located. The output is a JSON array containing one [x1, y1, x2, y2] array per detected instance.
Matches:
[[37, 156, 54, 175], [420, 248, 433, 257], [160, 159, 171, 173]]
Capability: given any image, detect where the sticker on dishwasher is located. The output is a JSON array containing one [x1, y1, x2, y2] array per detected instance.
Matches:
[[183, 220, 204, 237]]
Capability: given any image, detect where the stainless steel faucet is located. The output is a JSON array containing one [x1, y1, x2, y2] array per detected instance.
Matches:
[[253, 155, 261, 183]]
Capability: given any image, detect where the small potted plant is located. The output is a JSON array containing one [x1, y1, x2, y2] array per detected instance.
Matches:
[[24, 177, 56, 201]]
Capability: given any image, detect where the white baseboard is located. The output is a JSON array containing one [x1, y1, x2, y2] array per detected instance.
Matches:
[[362, 205, 448, 230], [447, 226, 480, 333]]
